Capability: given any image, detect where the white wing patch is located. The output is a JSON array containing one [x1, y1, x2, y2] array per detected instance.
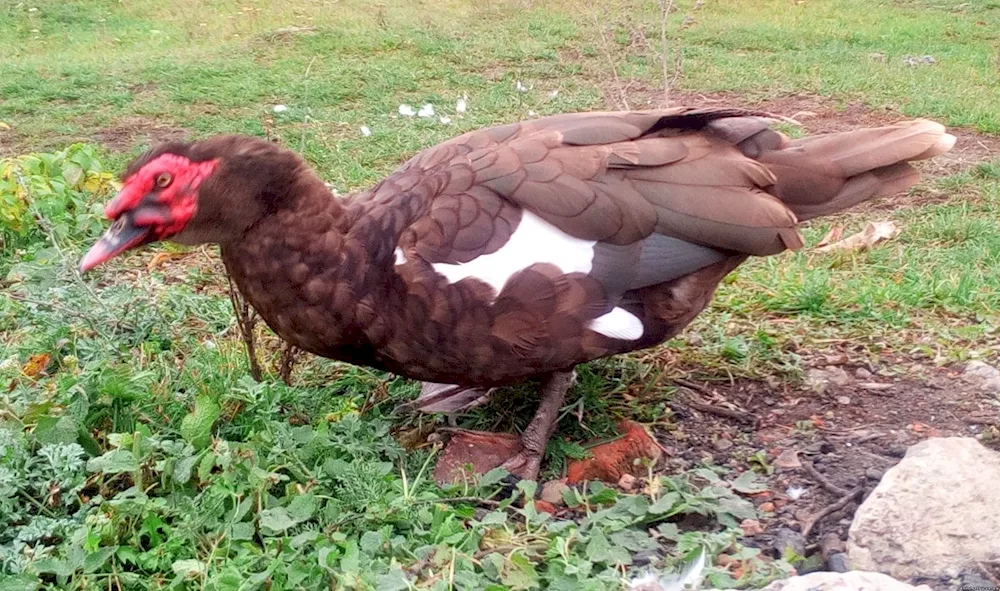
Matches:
[[588, 307, 644, 340], [431, 211, 596, 295], [394, 247, 407, 265]]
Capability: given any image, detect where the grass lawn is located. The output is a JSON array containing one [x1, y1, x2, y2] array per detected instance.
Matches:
[[1, 0, 998, 589]]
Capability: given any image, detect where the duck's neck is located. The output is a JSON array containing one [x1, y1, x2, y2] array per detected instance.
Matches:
[[218, 173, 425, 363]]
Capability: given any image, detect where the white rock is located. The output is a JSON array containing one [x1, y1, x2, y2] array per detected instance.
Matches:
[[359, 125, 372, 137], [964, 360, 1000, 396], [847, 437, 1000, 579], [417, 103, 435, 118], [456, 95, 467, 114], [786, 485, 807, 500], [272, 104, 288, 113], [438, 116, 451, 124], [515, 80, 529, 93], [714, 571, 933, 591], [806, 366, 851, 392], [397, 104, 416, 117]]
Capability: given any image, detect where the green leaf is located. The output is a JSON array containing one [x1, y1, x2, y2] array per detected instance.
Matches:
[[34, 414, 78, 445], [179, 396, 220, 451], [258, 507, 297, 535], [62, 163, 83, 187], [731, 471, 768, 494], [481, 553, 505, 580], [171, 559, 207, 579], [585, 529, 632, 566], [502, 552, 540, 590], [516, 479, 538, 499], [287, 493, 317, 522], [87, 449, 139, 474], [360, 530, 382, 554], [83, 547, 116, 574], [374, 563, 410, 591], [341, 539, 360, 574], [227, 522, 254, 541], [648, 492, 682, 515], [172, 454, 198, 484], [610, 530, 659, 552]]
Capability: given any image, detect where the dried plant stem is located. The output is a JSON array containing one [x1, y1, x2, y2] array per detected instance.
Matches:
[[226, 274, 263, 382], [658, 0, 688, 106], [592, 10, 630, 110], [278, 341, 301, 386], [802, 485, 864, 539]]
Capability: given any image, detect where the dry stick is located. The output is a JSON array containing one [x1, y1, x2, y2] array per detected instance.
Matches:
[[592, 10, 630, 110], [801, 485, 864, 539], [658, 0, 678, 105], [801, 460, 851, 497], [682, 398, 757, 425], [277, 341, 301, 386], [977, 562, 1000, 587], [226, 274, 263, 382], [672, 379, 757, 424]]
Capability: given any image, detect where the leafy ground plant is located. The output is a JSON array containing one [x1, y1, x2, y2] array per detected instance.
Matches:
[[1, 0, 999, 588]]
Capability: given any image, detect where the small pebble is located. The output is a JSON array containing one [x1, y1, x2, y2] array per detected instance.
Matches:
[[617, 473, 639, 491], [836, 396, 851, 405], [714, 438, 734, 451], [540, 480, 569, 505], [740, 518, 765, 536], [865, 467, 885, 481], [759, 501, 775, 513], [855, 367, 873, 379], [827, 552, 850, 572]]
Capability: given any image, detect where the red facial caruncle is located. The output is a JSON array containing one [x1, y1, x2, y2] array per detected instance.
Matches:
[[106, 153, 218, 237], [79, 154, 219, 272]]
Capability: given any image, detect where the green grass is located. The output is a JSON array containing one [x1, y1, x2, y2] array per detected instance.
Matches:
[[1, 0, 999, 588]]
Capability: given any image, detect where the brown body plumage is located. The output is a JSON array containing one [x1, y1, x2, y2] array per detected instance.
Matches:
[[83, 107, 956, 480]]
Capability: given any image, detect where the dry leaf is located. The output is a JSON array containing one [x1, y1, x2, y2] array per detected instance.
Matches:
[[816, 221, 899, 253], [814, 226, 845, 248], [22, 353, 51, 378], [147, 252, 186, 270]]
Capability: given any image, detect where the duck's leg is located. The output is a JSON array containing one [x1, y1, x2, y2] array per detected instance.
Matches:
[[498, 370, 576, 482], [430, 371, 575, 485]]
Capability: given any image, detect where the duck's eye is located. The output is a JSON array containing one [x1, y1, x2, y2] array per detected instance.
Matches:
[[155, 173, 172, 188]]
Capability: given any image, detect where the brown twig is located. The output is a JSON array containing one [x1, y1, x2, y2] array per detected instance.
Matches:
[[802, 485, 864, 539], [977, 562, 1000, 587], [277, 341, 301, 386], [591, 10, 630, 110], [682, 399, 757, 425], [672, 379, 756, 424], [226, 274, 263, 382], [801, 461, 851, 496]]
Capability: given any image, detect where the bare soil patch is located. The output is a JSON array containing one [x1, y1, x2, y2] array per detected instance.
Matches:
[[649, 361, 998, 580], [94, 116, 188, 152]]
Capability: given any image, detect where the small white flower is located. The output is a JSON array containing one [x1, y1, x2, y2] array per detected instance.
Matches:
[[515, 80, 530, 93], [398, 104, 416, 117], [417, 103, 435, 118], [786, 485, 807, 500], [272, 104, 288, 113], [439, 116, 451, 124], [548, 90, 559, 98], [360, 125, 372, 137], [456, 95, 467, 114]]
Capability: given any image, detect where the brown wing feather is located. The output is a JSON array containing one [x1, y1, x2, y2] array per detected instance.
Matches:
[[391, 108, 952, 264]]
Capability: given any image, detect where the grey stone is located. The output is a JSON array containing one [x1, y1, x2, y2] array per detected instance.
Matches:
[[964, 360, 1000, 397], [847, 437, 1000, 579], [752, 571, 933, 591]]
